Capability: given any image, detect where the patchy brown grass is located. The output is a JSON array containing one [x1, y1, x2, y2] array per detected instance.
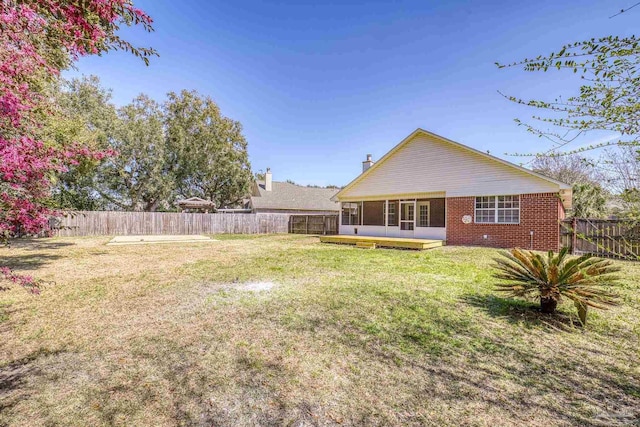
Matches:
[[1, 235, 639, 426]]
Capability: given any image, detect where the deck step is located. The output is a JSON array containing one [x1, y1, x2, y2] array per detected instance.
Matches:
[[319, 235, 445, 250], [356, 241, 377, 249]]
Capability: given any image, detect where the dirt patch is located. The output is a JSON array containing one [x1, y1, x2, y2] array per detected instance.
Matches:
[[235, 281, 277, 292]]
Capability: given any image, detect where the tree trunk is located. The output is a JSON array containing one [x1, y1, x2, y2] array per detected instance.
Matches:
[[540, 296, 558, 313], [144, 199, 158, 212]]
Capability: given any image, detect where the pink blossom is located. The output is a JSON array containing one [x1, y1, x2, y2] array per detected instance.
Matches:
[[1, 1, 153, 293]]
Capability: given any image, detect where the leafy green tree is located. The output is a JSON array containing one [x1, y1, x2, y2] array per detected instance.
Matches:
[[498, 36, 639, 153], [45, 76, 119, 210], [165, 90, 252, 208], [41, 85, 254, 212], [98, 95, 174, 211], [51, 76, 119, 148], [571, 183, 608, 218], [603, 145, 640, 218], [621, 189, 640, 219]]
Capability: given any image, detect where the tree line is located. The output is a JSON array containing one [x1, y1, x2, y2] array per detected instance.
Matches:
[[530, 152, 639, 219], [50, 77, 253, 211]]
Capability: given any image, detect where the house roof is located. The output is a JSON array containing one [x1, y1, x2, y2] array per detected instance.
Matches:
[[250, 181, 340, 211], [334, 128, 572, 207]]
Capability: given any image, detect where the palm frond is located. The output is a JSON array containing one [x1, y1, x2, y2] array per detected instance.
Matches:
[[493, 247, 622, 321]]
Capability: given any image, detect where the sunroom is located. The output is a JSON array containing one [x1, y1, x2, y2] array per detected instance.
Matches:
[[339, 196, 446, 240]]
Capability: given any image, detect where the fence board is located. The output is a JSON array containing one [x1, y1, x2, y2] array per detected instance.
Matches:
[[51, 211, 290, 237], [561, 218, 640, 261]]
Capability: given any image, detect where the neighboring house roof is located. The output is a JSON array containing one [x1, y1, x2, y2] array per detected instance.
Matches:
[[334, 128, 573, 208], [250, 181, 340, 212]]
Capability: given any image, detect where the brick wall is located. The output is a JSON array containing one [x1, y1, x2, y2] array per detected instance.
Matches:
[[446, 193, 563, 251]]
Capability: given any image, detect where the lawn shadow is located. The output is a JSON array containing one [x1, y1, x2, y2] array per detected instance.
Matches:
[[358, 334, 640, 427], [462, 293, 580, 331], [0, 253, 64, 271], [1, 239, 74, 271], [0, 348, 66, 414], [330, 293, 638, 426], [6, 239, 75, 251]]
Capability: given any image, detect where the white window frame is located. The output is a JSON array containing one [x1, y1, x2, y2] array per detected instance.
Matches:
[[383, 201, 399, 227], [474, 195, 520, 224], [417, 201, 430, 227], [341, 202, 362, 226]]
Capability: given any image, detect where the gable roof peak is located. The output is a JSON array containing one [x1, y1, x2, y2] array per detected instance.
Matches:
[[334, 128, 572, 202]]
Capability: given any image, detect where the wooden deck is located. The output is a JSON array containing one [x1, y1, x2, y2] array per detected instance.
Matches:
[[319, 235, 445, 250]]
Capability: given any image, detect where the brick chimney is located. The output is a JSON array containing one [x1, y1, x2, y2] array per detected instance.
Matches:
[[265, 167, 272, 191], [362, 154, 374, 173]]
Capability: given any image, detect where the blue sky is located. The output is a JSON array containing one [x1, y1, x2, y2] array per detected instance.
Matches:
[[66, 0, 637, 186]]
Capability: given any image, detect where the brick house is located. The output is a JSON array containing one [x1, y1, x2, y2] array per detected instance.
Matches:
[[332, 129, 572, 251]]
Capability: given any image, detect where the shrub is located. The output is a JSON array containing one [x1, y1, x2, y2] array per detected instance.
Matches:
[[493, 247, 621, 324]]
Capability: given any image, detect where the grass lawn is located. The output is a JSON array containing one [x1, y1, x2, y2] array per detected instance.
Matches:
[[1, 234, 639, 426]]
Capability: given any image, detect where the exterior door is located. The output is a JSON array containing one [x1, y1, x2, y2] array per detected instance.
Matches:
[[399, 201, 415, 236], [417, 201, 430, 228]]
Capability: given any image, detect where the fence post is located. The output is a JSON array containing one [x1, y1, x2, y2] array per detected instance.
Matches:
[[571, 217, 577, 255]]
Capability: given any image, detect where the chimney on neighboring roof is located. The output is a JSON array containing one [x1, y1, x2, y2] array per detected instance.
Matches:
[[362, 154, 374, 173], [265, 167, 272, 191]]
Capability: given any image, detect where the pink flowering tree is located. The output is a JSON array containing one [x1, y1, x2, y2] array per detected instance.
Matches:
[[1, 1, 155, 292]]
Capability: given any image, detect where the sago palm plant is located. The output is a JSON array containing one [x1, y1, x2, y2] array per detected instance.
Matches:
[[493, 247, 621, 324]]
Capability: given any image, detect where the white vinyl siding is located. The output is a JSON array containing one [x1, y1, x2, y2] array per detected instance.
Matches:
[[475, 195, 520, 224], [339, 133, 559, 199]]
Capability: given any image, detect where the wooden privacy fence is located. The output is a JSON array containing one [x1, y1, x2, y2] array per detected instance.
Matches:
[[561, 218, 640, 260], [51, 211, 290, 237], [288, 215, 338, 235]]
